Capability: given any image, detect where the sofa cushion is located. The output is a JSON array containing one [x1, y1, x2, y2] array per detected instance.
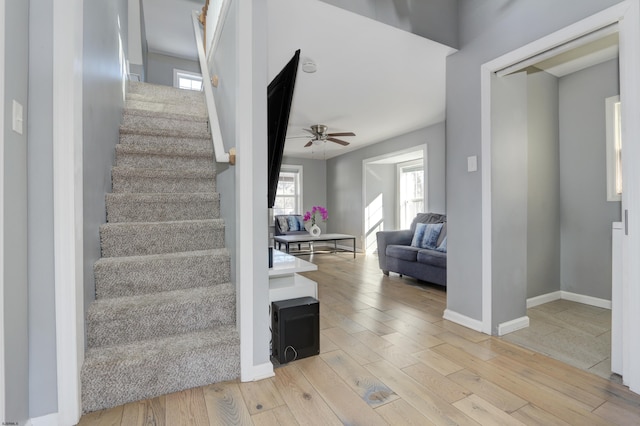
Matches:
[[436, 222, 447, 247], [410, 213, 446, 232], [386, 245, 421, 262], [277, 216, 289, 232], [417, 249, 447, 268], [421, 223, 443, 249], [287, 215, 301, 231]]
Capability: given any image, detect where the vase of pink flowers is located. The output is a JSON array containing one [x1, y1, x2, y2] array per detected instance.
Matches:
[[303, 205, 328, 236]]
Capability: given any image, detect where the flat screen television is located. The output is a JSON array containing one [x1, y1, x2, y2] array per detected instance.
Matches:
[[267, 49, 300, 208]]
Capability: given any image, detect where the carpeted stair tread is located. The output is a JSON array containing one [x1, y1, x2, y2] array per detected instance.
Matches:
[[81, 325, 240, 413], [119, 124, 210, 140], [121, 114, 209, 138], [124, 107, 207, 123], [100, 219, 225, 257], [115, 143, 214, 171], [119, 133, 211, 151], [87, 284, 236, 348], [116, 143, 213, 158], [127, 81, 205, 101], [106, 192, 219, 223], [112, 166, 216, 193], [94, 249, 230, 299], [125, 99, 207, 117]]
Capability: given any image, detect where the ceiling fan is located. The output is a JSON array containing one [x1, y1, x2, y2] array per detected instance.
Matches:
[[300, 124, 356, 147]]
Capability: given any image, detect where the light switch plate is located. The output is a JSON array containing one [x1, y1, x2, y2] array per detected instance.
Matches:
[[12, 100, 23, 135], [467, 156, 478, 172]]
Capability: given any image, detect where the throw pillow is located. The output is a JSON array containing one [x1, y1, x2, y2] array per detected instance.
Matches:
[[277, 216, 289, 232], [411, 223, 427, 247], [420, 222, 443, 249], [435, 236, 447, 253], [287, 215, 300, 231], [297, 216, 306, 230]]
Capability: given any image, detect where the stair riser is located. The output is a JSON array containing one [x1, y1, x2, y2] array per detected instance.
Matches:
[[126, 99, 206, 117], [112, 175, 216, 194], [128, 82, 205, 102], [123, 113, 209, 137], [106, 198, 219, 223], [95, 252, 231, 299], [100, 222, 225, 257], [116, 151, 214, 171], [87, 294, 235, 348], [81, 328, 240, 413], [119, 133, 211, 151]]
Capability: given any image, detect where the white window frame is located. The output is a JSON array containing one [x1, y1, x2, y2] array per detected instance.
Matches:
[[606, 95, 622, 202], [397, 159, 425, 229], [273, 164, 303, 216], [173, 69, 203, 91]]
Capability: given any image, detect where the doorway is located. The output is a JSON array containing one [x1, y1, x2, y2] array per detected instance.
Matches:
[[481, 1, 640, 392], [362, 147, 426, 253]]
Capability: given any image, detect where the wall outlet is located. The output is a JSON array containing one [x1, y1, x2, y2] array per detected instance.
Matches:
[[467, 156, 478, 172], [12, 100, 23, 135]]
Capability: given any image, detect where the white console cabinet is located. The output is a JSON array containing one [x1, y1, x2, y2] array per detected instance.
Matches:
[[268, 250, 318, 302]]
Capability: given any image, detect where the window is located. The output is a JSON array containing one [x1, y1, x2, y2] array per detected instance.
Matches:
[[173, 69, 203, 91], [273, 165, 302, 216], [398, 160, 425, 229], [606, 95, 622, 201]]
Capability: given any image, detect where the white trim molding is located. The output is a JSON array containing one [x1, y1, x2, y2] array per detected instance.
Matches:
[[250, 362, 276, 382], [0, 0, 5, 419], [497, 316, 530, 336], [526, 291, 562, 308], [27, 413, 59, 426], [53, 0, 84, 423], [443, 309, 483, 332], [561, 291, 612, 310]]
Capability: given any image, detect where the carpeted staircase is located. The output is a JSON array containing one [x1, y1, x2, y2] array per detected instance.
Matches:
[[81, 81, 240, 413]]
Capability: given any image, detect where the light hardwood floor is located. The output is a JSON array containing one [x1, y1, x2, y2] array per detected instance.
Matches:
[[78, 253, 640, 425]]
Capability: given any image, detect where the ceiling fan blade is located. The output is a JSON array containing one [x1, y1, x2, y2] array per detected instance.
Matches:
[[327, 137, 350, 146], [327, 132, 355, 137], [304, 140, 314, 147]]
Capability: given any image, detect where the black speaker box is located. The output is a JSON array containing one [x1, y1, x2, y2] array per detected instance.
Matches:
[[271, 297, 319, 364]]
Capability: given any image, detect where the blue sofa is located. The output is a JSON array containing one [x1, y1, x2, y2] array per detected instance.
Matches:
[[376, 213, 447, 286]]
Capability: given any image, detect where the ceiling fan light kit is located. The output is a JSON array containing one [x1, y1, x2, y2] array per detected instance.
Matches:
[[301, 124, 356, 148]]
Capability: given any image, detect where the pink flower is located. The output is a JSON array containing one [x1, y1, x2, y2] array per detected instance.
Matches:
[[304, 206, 328, 225]]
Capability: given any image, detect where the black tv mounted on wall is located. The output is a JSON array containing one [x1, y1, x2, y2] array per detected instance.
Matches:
[[267, 49, 300, 208]]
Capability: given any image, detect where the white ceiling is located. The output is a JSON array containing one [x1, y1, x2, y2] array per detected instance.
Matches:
[[268, 0, 455, 159], [141, 0, 455, 160], [142, 0, 204, 61]]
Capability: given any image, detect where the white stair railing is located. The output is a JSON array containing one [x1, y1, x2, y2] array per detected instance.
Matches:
[[192, 9, 235, 165]]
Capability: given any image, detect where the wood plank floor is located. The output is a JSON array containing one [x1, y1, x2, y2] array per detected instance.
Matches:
[[78, 253, 640, 425]]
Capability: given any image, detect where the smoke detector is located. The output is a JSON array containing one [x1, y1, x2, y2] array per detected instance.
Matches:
[[302, 58, 317, 73]]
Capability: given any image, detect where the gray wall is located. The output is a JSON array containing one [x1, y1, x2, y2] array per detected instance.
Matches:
[[327, 122, 445, 250], [3, 0, 29, 422], [365, 163, 395, 251], [27, 0, 57, 417], [281, 156, 327, 233], [559, 59, 621, 301], [147, 52, 201, 87], [446, 0, 623, 326], [319, 0, 458, 48], [527, 70, 561, 299], [83, 0, 129, 314]]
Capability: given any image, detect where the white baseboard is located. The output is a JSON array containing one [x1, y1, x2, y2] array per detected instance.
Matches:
[[245, 362, 275, 382], [443, 309, 484, 332], [498, 316, 529, 336], [527, 291, 561, 308], [27, 413, 59, 426], [527, 290, 611, 310], [561, 291, 611, 309]]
